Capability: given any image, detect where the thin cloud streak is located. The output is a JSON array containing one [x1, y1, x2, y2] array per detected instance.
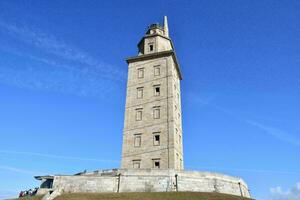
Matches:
[[0, 21, 126, 81], [189, 93, 300, 147], [245, 120, 300, 147], [0, 150, 119, 163], [0, 165, 41, 175], [0, 21, 126, 98], [0, 47, 114, 98]]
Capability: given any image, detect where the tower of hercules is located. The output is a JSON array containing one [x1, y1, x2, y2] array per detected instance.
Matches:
[[121, 16, 183, 170]]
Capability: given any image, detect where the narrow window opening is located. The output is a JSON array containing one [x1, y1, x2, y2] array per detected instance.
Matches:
[[149, 44, 154, 51], [154, 85, 160, 96], [155, 161, 160, 168], [156, 87, 160, 93], [153, 133, 160, 146], [153, 159, 160, 169]]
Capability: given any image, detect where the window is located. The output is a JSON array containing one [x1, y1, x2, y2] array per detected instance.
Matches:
[[176, 153, 179, 163], [178, 113, 181, 120], [138, 68, 144, 78], [153, 133, 160, 146], [174, 84, 177, 91], [154, 85, 160, 96], [152, 159, 160, 169], [136, 108, 142, 121], [137, 87, 143, 99], [154, 65, 160, 76], [175, 128, 178, 143], [174, 105, 177, 111], [133, 160, 141, 169], [149, 43, 154, 52], [153, 107, 160, 119], [134, 134, 141, 147]]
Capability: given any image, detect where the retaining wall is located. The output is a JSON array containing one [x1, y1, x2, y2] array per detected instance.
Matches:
[[49, 169, 250, 198]]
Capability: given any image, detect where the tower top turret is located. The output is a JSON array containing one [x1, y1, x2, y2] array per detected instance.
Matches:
[[137, 16, 173, 55], [145, 16, 169, 38], [146, 23, 164, 35], [128, 16, 182, 80]]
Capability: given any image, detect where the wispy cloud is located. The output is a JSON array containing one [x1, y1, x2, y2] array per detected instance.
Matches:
[[245, 120, 300, 146], [0, 165, 41, 175], [269, 182, 300, 200], [0, 21, 125, 79], [0, 21, 126, 98], [0, 150, 119, 163], [188, 93, 300, 147]]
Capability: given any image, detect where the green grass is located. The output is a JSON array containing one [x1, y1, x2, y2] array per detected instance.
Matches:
[[15, 192, 252, 200], [13, 195, 43, 200], [57, 192, 251, 200]]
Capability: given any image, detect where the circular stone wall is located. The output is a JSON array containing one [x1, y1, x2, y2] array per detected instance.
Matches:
[[46, 169, 251, 199]]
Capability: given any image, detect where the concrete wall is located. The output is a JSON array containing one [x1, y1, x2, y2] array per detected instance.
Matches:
[[50, 169, 250, 198]]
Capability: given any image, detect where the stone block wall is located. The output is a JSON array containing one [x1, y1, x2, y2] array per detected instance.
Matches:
[[48, 169, 250, 198]]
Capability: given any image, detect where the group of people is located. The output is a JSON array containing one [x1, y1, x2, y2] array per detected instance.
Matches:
[[19, 187, 39, 198]]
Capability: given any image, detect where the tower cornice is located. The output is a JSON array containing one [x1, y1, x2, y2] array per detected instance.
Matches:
[[126, 50, 183, 80]]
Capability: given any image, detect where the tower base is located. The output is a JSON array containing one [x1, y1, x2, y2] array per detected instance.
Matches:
[[35, 169, 251, 199]]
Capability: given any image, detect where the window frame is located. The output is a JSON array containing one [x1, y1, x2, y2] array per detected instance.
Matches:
[[137, 68, 144, 79], [152, 159, 160, 169], [134, 134, 142, 147], [153, 85, 161, 96], [132, 160, 141, 169], [154, 65, 160, 76], [137, 87, 143, 99], [149, 43, 154, 52], [135, 108, 143, 121], [153, 132, 160, 146], [153, 106, 160, 119]]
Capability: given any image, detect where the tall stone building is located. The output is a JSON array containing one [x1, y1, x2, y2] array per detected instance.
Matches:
[[121, 16, 183, 170]]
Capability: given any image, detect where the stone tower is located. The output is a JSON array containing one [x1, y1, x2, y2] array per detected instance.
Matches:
[[121, 16, 183, 170]]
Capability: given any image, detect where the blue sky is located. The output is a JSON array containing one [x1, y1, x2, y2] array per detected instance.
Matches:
[[0, 0, 300, 199]]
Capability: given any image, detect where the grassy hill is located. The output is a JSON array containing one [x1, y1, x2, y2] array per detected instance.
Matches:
[[14, 196, 43, 200], [15, 192, 252, 200]]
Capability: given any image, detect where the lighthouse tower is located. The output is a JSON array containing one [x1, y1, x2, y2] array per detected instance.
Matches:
[[121, 16, 183, 170]]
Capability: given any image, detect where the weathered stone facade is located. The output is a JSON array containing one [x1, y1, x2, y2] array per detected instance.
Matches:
[[38, 169, 251, 199], [121, 16, 184, 170]]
